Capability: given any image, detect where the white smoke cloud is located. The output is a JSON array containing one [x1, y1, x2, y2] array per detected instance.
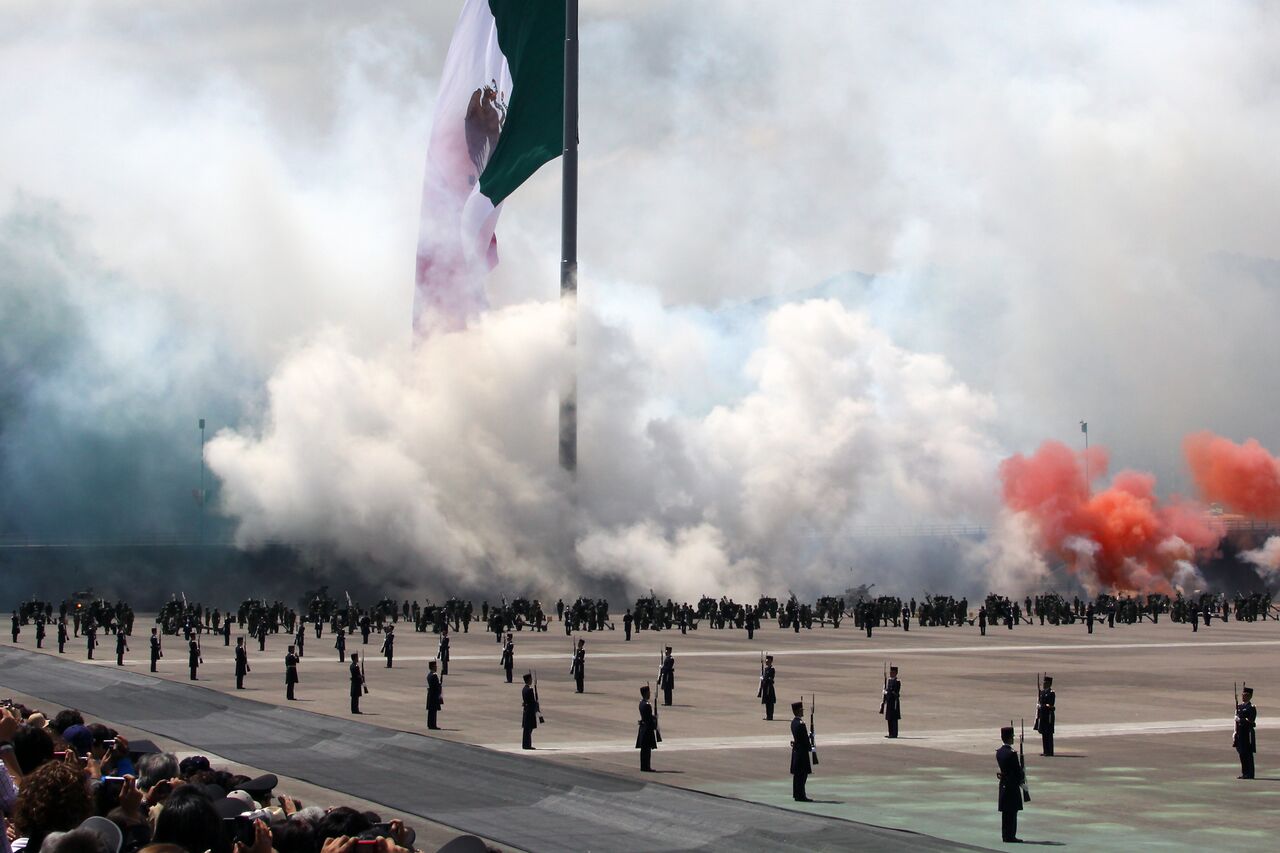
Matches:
[[1240, 537, 1280, 585], [207, 296, 1002, 598]]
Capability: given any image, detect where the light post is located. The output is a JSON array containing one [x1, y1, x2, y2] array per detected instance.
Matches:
[[1080, 420, 1089, 493], [198, 418, 206, 563]]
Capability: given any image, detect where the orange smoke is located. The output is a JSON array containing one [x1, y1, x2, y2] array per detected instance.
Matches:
[[1184, 431, 1280, 520], [1000, 440, 1217, 593]]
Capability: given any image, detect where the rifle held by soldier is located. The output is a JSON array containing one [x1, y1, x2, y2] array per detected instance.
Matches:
[[534, 669, 545, 723], [810, 693, 819, 765], [1019, 718, 1031, 802]]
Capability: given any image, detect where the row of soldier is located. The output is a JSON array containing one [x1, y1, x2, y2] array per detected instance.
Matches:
[[8, 600, 1265, 847]]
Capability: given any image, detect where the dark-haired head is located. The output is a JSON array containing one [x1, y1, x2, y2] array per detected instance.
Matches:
[[152, 785, 228, 853]]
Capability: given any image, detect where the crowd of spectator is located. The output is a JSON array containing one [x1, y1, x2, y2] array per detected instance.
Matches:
[[0, 702, 490, 853]]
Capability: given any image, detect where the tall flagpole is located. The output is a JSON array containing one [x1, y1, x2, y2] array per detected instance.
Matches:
[[559, 0, 579, 474]]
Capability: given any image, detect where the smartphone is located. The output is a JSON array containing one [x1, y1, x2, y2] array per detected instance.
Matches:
[[53, 751, 69, 759], [104, 739, 117, 747], [102, 775, 126, 786]]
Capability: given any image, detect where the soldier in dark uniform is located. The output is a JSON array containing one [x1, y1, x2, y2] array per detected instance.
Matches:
[[294, 624, 305, 658], [314, 617, 323, 640], [790, 700, 812, 801], [86, 624, 97, 659], [235, 637, 250, 689], [115, 630, 129, 666], [1235, 685, 1257, 779], [1190, 606, 1199, 633], [149, 628, 162, 672], [437, 628, 450, 675], [349, 653, 364, 714], [256, 621, 267, 652], [658, 646, 675, 706], [996, 725, 1025, 843], [380, 625, 395, 668], [759, 654, 777, 720], [35, 618, 45, 649], [1034, 675, 1056, 756], [426, 660, 443, 730], [360, 613, 372, 645], [978, 606, 988, 636], [188, 639, 201, 680], [57, 619, 68, 653], [636, 684, 659, 771], [571, 638, 586, 693], [746, 605, 755, 640], [623, 609, 633, 641], [1086, 603, 1095, 634], [882, 665, 902, 738], [335, 628, 346, 662], [521, 673, 539, 749], [501, 633, 515, 683], [285, 645, 299, 700], [9, 612, 17, 643], [222, 616, 232, 646]]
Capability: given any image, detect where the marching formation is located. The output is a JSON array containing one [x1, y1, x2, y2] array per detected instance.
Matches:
[[7, 585, 1275, 845]]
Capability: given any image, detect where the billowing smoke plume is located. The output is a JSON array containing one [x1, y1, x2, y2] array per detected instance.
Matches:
[[5, 3, 1280, 603], [1239, 537, 1280, 585], [998, 440, 1217, 594], [1184, 431, 1280, 520], [207, 296, 1003, 600]]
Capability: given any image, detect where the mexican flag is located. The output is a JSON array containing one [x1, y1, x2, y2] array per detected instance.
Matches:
[[414, 0, 566, 333]]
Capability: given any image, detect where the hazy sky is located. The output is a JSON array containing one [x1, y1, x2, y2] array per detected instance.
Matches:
[[2, 2, 1278, 593]]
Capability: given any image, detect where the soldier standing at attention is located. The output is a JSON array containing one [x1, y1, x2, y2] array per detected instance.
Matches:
[[624, 608, 633, 641], [746, 605, 755, 640], [9, 612, 17, 643], [790, 700, 812, 802], [978, 606, 988, 636], [437, 627, 450, 675], [349, 653, 365, 714], [86, 624, 98, 660], [35, 618, 45, 649], [659, 646, 675, 706], [996, 725, 1025, 843], [115, 630, 129, 666], [426, 660, 443, 730], [222, 615, 232, 646], [149, 628, 162, 672], [760, 654, 777, 721], [294, 623, 306, 658], [285, 645, 300, 700], [335, 627, 347, 662], [235, 637, 250, 690], [637, 685, 658, 772], [1235, 685, 1257, 779], [1034, 675, 1056, 756], [380, 624, 396, 668], [521, 673, 539, 749], [571, 638, 586, 693], [882, 665, 902, 738], [256, 620, 267, 652], [57, 619, 68, 654], [187, 639, 201, 680], [501, 633, 515, 683], [360, 613, 372, 645]]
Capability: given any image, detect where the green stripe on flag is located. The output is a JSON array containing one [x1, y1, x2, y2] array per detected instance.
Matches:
[[479, 0, 566, 205]]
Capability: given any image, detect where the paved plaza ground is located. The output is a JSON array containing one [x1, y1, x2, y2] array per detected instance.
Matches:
[[4, 611, 1277, 850]]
